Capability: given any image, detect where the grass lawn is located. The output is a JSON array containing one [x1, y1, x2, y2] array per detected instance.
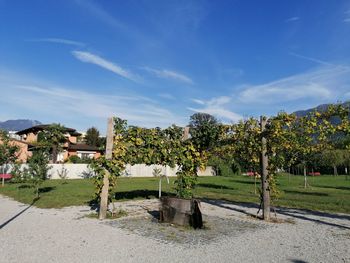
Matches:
[[0, 175, 349, 214]]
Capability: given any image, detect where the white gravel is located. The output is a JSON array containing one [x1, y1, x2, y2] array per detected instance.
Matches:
[[0, 195, 349, 263]]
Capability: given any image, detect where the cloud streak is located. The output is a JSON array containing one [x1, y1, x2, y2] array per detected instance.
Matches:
[[143, 67, 194, 84], [72, 51, 139, 82], [285, 16, 300, 22], [29, 38, 85, 47], [189, 96, 243, 122], [238, 66, 350, 104]]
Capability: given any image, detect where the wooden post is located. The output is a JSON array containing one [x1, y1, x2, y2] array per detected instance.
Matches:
[[183, 126, 190, 140], [260, 116, 270, 221], [99, 117, 114, 220]]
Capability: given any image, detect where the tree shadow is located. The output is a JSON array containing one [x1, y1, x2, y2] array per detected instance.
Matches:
[[230, 179, 257, 185], [315, 185, 350, 191], [289, 259, 308, 263], [0, 198, 38, 230], [147, 210, 160, 220], [18, 184, 32, 189], [202, 198, 260, 218], [284, 190, 328, 196], [39, 186, 56, 193], [114, 190, 175, 200], [202, 199, 350, 229], [197, 183, 235, 190]]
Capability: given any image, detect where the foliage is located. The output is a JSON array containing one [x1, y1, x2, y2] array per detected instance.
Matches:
[[208, 155, 240, 177], [91, 117, 206, 202], [38, 124, 67, 163], [89, 118, 128, 205], [0, 130, 19, 167], [65, 155, 92, 164], [189, 112, 221, 154], [85, 127, 104, 147], [25, 149, 51, 198]]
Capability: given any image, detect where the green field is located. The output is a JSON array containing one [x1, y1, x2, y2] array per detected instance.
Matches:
[[0, 175, 349, 214]]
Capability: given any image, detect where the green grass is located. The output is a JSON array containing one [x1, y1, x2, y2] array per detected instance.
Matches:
[[0, 175, 349, 214]]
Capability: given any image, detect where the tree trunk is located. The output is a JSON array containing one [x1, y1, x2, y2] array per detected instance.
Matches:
[[99, 117, 114, 220], [333, 165, 337, 176], [260, 116, 270, 221], [304, 165, 307, 188], [99, 171, 110, 220], [52, 146, 57, 163]]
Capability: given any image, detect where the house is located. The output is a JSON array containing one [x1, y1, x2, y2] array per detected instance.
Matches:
[[0, 137, 34, 163], [16, 124, 103, 163]]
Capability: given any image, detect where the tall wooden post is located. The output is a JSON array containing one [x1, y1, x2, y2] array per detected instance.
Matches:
[[260, 116, 270, 221], [99, 117, 114, 220]]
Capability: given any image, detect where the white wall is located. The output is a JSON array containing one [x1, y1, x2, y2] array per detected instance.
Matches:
[[2, 164, 215, 179]]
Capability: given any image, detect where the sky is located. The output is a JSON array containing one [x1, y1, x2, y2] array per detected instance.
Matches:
[[1, 0, 350, 133]]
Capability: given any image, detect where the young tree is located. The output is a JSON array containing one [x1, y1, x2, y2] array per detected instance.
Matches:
[[26, 149, 51, 198], [0, 130, 19, 186]]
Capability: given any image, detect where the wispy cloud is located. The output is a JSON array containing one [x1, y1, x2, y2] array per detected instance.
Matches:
[[189, 96, 242, 122], [0, 72, 185, 131], [343, 9, 350, 23], [29, 38, 85, 47], [238, 66, 350, 104], [143, 67, 194, 84], [158, 93, 176, 100], [74, 0, 126, 30], [289, 52, 335, 67], [72, 51, 140, 82], [285, 16, 300, 22]]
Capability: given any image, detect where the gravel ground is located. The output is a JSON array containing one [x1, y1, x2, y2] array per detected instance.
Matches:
[[0, 195, 350, 263]]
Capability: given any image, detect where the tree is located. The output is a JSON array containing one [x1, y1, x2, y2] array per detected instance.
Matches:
[[91, 117, 205, 219], [189, 112, 220, 155], [38, 124, 66, 163], [25, 149, 51, 198], [321, 149, 345, 176], [85, 127, 102, 147], [0, 130, 19, 186]]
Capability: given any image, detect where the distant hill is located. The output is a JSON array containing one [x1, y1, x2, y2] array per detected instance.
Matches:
[[0, 119, 42, 131], [293, 101, 350, 118]]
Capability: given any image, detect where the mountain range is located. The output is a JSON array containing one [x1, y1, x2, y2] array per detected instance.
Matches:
[[0, 119, 42, 131]]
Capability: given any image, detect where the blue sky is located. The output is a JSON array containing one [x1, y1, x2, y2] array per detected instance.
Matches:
[[1, 0, 350, 133]]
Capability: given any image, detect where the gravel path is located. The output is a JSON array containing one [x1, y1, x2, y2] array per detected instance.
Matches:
[[0, 195, 349, 263]]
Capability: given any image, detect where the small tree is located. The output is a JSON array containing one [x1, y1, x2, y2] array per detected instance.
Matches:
[[0, 130, 19, 186], [26, 149, 51, 198]]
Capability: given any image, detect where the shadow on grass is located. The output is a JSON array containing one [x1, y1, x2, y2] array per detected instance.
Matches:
[[230, 179, 257, 185], [202, 198, 350, 229], [115, 190, 175, 200], [39, 186, 56, 193], [197, 183, 235, 190], [0, 198, 38, 230], [18, 184, 32, 189], [284, 190, 328, 197], [315, 185, 350, 191]]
